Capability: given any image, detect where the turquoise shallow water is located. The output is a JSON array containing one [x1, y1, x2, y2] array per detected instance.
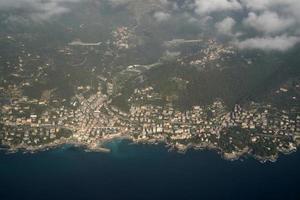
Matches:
[[0, 141, 300, 200]]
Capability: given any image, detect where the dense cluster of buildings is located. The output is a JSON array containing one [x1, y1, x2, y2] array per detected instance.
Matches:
[[112, 26, 132, 50], [1, 78, 300, 160], [185, 39, 236, 69], [129, 99, 298, 151], [0, 34, 299, 161]]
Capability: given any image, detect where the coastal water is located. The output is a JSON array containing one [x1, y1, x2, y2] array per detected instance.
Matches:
[[0, 141, 300, 200]]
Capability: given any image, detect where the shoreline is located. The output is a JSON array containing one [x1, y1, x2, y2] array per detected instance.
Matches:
[[1, 137, 298, 163]]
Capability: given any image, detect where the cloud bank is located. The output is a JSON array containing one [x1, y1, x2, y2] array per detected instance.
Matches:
[[156, 0, 300, 51], [189, 0, 300, 51], [1, 0, 300, 51], [144, 0, 300, 51], [235, 35, 300, 51]]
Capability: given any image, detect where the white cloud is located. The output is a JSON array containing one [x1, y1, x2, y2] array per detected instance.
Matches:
[[215, 17, 236, 36], [238, 1, 300, 50], [0, 0, 84, 21], [240, 0, 300, 11], [153, 11, 171, 22], [186, 0, 300, 51], [243, 11, 295, 34], [193, 0, 242, 16], [235, 35, 300, 51]]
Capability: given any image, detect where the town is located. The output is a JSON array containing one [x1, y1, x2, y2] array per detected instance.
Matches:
[[0, 27, 299, 162], [1, 80, 299, 162]]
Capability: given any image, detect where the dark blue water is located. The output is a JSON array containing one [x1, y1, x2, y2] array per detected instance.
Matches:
[[0, 141, 300, 200]]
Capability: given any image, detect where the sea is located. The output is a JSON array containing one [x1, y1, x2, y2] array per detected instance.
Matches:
[[0, 140, 299, 200]]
